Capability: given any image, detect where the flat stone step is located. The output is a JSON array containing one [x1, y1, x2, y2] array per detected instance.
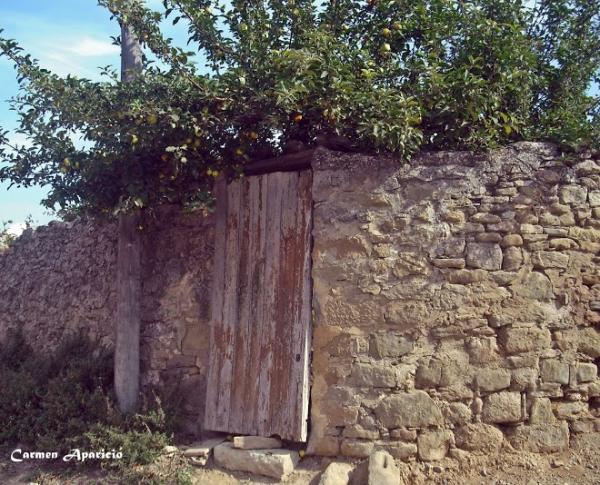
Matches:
[[183, 437, 226, 458], [214, 442, 299, 479], [233, 435, 282, 450]]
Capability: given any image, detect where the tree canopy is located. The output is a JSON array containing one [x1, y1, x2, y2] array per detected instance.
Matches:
[[1, 0, 599, 216]]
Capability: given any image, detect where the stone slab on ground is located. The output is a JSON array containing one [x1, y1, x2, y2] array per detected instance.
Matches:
[[319, 462, 354, 485], [183, 437, 226, 458], [214, 442, 299, 479], [368, 450, 400, 485], [233, 436, 282, 450]]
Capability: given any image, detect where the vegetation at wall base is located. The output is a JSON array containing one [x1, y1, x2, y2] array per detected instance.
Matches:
[[0, 329, 191, 485], [0, 0, 598, 218]]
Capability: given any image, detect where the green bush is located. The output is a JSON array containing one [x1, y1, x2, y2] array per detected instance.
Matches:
[[0, 329, 190, 484]]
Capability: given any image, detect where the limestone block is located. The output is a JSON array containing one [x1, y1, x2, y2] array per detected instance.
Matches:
[[446, 269, 488, 284], [511, 271, 554, 299], [415, 359, 442, 387], [350, 363, 400, 388], [576, 363, 598, 383], [549, 238, 579, 250], [568, 226, 600, 243], [454, 423, 504, 453], [589, 190, 600, 207], [501, 234, 523, 247], [502, 246, 523, 271], [343, 424, 380, 440], [511, 368, 538, 391], [432, 258, 466, 269], [520, 223, 544, 234], [508, 421, 569, 452], [368, 450, 400, 485], [417, 429, 453, 461], [482, 391, 522, 423], [499, 326, 552, 354], [466, 337, 500, 364], [476, 232, 502, 243], [390, 428, 417, 441], [553, 401, 588, 420], [319, 462, 354, 485], [382, 441, 418, 460], [466, 243, 503, 270], [368, 334, 413, 359], [529, 397, 556, 424], [213, 443, 299, 479], [443, 402, 472, 425], [532, 251, 569, 269], [474, 368, 511, 392], [233, 436, 282, 450], [560, 185, 588, 205], [471, 212, 501, 224], [375, 391, 443, 428], [577, 328, 600, 358], [540, 359, 570, 385], [384, 301, 428, 330], [340, 439, 374, 458]]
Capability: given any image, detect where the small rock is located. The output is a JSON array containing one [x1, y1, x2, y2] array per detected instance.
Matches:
[[552, 459, 564, 468], [189, 456, 208, 466], [162, 445, 179, 454], [319, 462, 354, 485], [368, 450, 400, 485]]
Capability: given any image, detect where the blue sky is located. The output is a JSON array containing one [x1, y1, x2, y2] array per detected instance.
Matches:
[[0, 0, 180, 227]]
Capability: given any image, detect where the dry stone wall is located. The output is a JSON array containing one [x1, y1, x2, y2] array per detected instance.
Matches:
[[0, 207, 214, 435], [308, 143, 600, 461]]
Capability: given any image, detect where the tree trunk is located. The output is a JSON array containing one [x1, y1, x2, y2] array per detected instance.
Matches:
[[115, 210, 142, 413], [115, 19, 143, 414]]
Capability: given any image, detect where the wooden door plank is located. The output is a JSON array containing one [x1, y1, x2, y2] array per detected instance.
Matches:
[[256, 172, 284, 437], [292, 170, 313, 441], [229, 179, 254, 433], [245, 175, 268, 435], [204, 177, 228, 430], [269, 172, 300, 439], [214, 180, 242, 430]]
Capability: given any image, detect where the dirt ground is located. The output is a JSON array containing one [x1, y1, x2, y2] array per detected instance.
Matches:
[[2, 432, 600, 484]]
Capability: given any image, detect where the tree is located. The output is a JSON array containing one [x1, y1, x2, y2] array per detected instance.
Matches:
[[1, 0, 598, 220], [0, 0, 597, 415], [114, 16, 144, 414]]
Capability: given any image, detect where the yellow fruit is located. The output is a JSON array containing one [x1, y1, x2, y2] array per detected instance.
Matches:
[[239, 22, 248, 32], [147, 114, 158, 125], [193, 139, 202, 148], [380, 43, 391, 52], [299, 450, 305, 458], [382, 27, 392, 37], [293, 113, 303, 123], [235, 147, 244, 156], [392, 21, 402, 31], [62, 157, 71, 167], [131, 134, 139, 144], [185, 137, 193, 144], [248, 131, 259, 140]]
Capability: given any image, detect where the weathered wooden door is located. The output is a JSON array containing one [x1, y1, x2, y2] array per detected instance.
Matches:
[[204, 170, 312, 442]]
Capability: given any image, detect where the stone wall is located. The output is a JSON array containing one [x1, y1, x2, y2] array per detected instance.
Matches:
[[2, 143, 599, 457], [308, 143, 600, 461], [0, 207, 214, 435]]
